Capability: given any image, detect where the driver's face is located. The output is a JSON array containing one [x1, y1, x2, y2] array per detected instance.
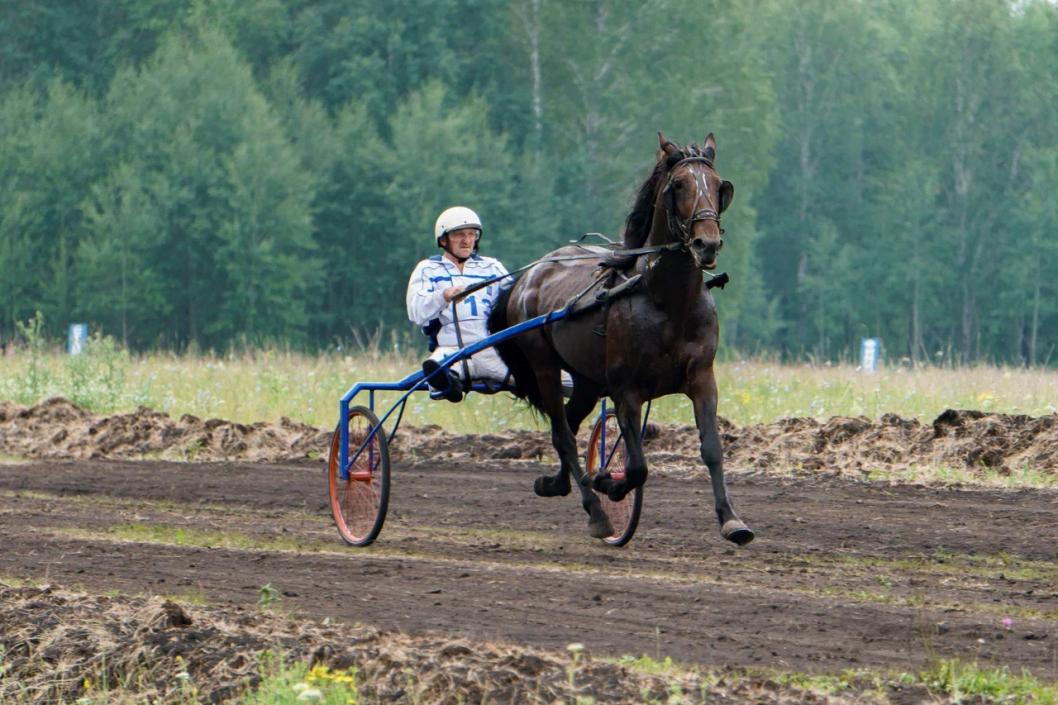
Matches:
[[444, 228, 479, 258]]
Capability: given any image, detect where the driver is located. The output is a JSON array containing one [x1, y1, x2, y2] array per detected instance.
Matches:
[[406, 206, 511, 402]]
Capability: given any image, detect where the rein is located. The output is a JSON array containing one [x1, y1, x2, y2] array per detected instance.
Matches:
[[451, 241, 685, 303]]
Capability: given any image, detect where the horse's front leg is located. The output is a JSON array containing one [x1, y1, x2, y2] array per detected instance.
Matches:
[[533, 366, 613, 539], [690, 368, 754, 546], [591, 395, 646, 502]]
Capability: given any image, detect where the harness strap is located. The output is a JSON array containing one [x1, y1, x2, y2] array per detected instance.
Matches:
[[530, 270, 639, 339], [450, 300, 472, 385], [452, 242, 684, 304], [562, 270, 610, 313]]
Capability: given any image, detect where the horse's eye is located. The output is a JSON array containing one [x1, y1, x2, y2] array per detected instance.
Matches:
[[671, 179, 685, 191]]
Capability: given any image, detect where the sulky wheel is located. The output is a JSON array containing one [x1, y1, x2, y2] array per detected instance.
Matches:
[[584, 408, 642, 546], [328, 405, 390, 546]]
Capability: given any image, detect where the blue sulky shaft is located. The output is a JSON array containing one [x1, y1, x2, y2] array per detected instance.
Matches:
[[338, 306, 572, 477]]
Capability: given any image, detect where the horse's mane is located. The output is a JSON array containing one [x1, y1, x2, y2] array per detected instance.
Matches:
[[621, 141, 711, 249]]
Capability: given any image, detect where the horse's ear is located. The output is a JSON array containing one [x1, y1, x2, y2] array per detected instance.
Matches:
[[657, 131, 678, 159], [703, 133, 717, 163], [718, 180, 734, 213]]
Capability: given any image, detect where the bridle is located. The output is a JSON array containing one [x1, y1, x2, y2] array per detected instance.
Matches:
[[662, 156, 725, 247]]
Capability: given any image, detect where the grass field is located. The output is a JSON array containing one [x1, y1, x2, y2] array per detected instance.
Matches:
[[2, 339, 1057, 431]]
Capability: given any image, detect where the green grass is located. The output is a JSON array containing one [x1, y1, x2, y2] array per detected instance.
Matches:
[[45, 652, 361, 705], [614, 656, 1058, 705], [89, 522, 314, 553], [236, 658, 361, 705], [920, 658, 1058, 705], [794, 549, 1058, 584], [0, 574, 41, 588], [865, 464, 1058, 488], [3, 344, 1057, 432], [766, 659, 1058, 705], [770, 667, 890, 697]]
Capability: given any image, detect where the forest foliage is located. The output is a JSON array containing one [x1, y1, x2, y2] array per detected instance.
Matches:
[[1, 0, 1056, 364]]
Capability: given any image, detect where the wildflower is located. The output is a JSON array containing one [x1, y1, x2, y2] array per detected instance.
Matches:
[[1002, 617, 1014, 631], [308, 664, 331, 680], [297, 687, 323, 701], [567, 643, 585, 654]]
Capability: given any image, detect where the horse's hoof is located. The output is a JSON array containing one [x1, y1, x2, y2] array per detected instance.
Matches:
[[589, 515, 614, 539], [534, 474, 570, 497], [592, 473, 630, 502], [721, 520, 754, 546]]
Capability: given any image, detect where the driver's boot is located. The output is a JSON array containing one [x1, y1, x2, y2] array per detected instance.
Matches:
[[422, 359, 464, 402]]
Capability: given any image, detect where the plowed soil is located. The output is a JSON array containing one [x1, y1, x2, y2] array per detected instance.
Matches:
[[5, 397, 1058, 478], [2, 400, 1058, 703]]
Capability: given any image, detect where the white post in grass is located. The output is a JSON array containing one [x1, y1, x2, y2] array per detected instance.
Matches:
[[859, 337, 880, 373], [68, 323, 88, 355]]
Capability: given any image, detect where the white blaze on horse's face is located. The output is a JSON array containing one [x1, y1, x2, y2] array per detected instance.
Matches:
[[671, 161, 724, 271]]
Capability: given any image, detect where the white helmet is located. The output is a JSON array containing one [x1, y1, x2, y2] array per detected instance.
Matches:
[[434, 206, 482, 246]]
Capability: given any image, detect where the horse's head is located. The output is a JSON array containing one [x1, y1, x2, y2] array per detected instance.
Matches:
[[656, 132, 734, 270]]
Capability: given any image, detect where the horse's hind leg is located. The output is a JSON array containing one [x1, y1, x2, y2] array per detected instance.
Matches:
[[563, 372, 600, 434], [533, 366, 613, 539], [530, 361, 575, 497], [690, 368, 754, 546], [532, 398, 572, 499], [533, 372, 597, 496], [562, 375, 613, 538]]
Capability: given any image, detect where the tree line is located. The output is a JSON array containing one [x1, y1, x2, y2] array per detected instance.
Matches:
[[1, 0, 1056, 364]]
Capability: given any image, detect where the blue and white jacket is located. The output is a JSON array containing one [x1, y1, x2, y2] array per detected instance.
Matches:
[[406, 254, 510, 348]]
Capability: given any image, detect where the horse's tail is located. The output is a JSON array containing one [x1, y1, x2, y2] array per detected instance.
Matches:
[[487, 279, 545, 415]]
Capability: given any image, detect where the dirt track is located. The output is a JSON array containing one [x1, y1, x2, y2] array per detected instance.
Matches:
[[2, 455, 1057, 683]]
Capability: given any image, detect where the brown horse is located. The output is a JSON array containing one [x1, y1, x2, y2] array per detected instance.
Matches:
[[487, 132, 753, 545]]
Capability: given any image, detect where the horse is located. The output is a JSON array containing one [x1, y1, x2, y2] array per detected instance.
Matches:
[[487, 132, 754, 546]]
